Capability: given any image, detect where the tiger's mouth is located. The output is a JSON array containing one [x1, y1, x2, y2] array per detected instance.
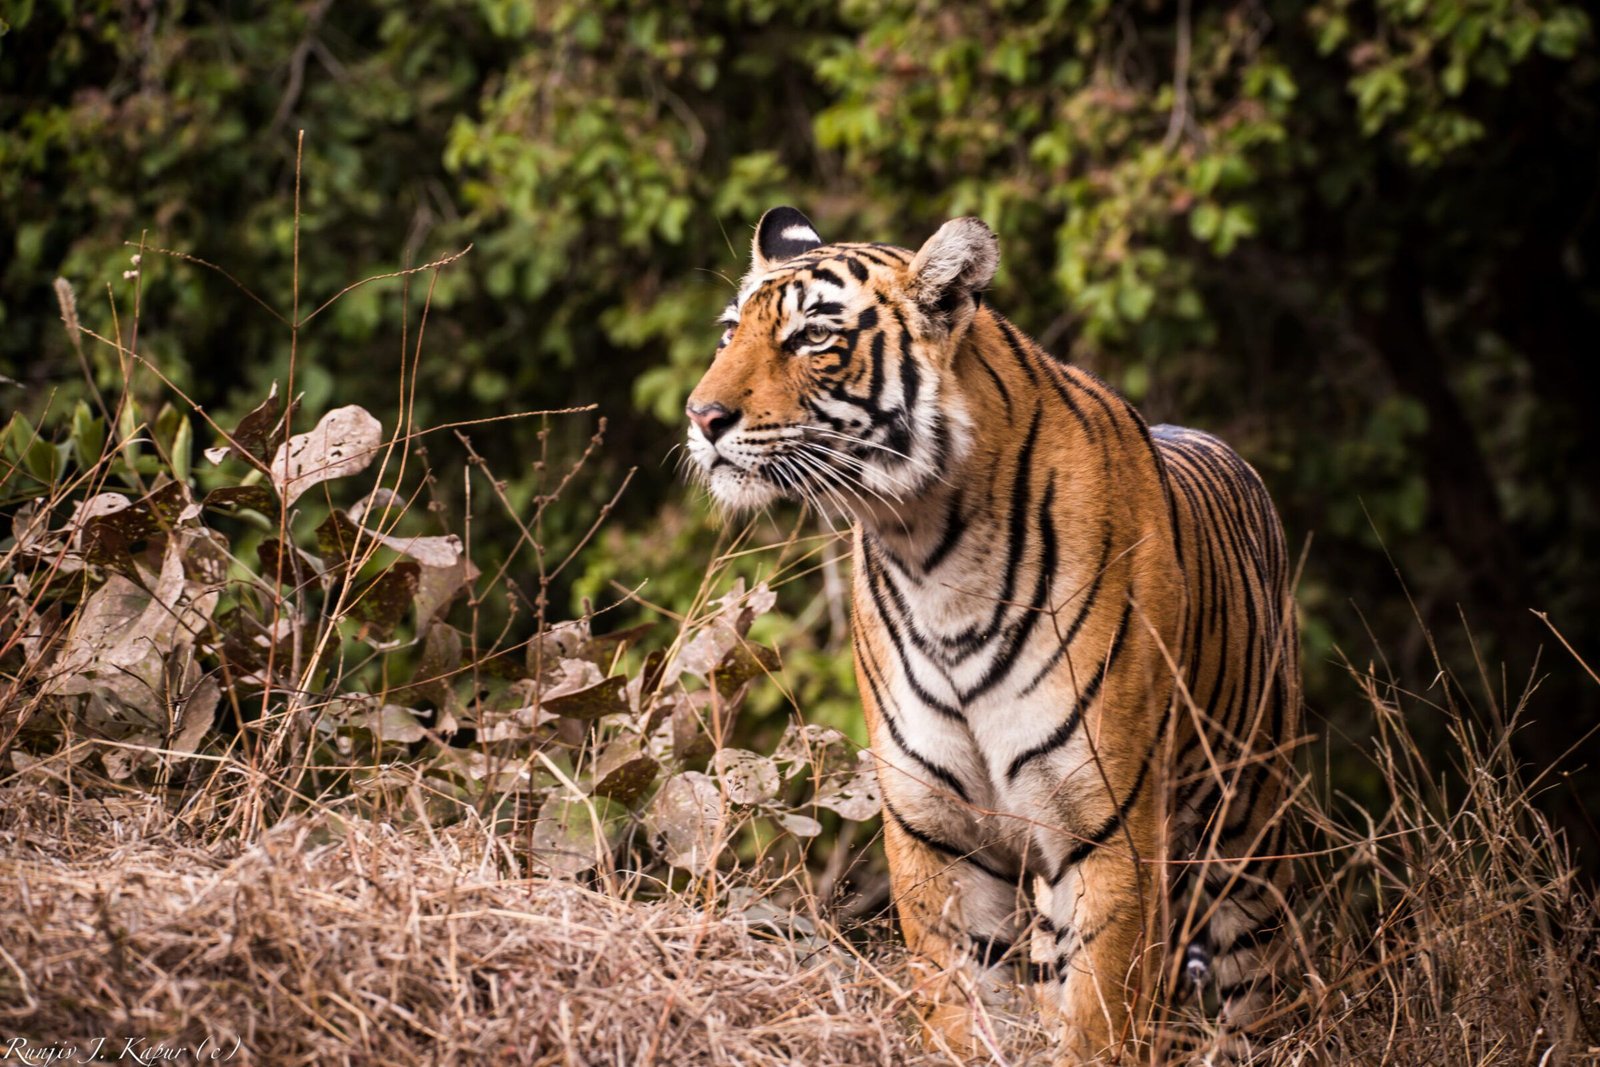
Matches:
[[689, 427, 909, 519]]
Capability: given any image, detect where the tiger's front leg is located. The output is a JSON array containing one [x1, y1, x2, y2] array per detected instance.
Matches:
[[880, 805, 1030, 1056], [1030, 794, 1161, 1064]]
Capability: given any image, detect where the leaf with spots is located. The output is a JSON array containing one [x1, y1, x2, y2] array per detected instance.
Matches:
[[542, 674, 630, 721], [532, 793, 626, 878], [646, 771, 724, 874], [590, 738, 659, 807], [712, 747, 780, 805], [344, 561, 420, 642], [205, 382, 301, 466], [202, 484, 278, 517], [269, 404, 383, 507], [257, 538, 321, 591], [813, 751, 882, 821]]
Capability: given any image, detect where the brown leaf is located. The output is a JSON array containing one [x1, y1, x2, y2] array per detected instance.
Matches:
[[78, 482, 190, 568], [591, 739, 659, 806], [270, 404, 383, 507], [812, 752, 882, 821], [205, 382, 301, 465], [670, 694, 717, 765], [712, 747, 780, 806], [584, 622, 657, 666], [713, 642, 781, 698], [406, 622, 463, 706], [542, 674, 630, 721], [315, 509, 366, 571], [414, 553, 477, 624], [202, 484, 278, 517], [645, 771, 723, 874], [345, 561, 421, 642], [257, 538, 319, 591], [531, 794, 624, 878]]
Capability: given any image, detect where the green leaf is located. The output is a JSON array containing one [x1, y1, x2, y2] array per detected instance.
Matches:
[[70, 401, 105, 467], [1539, 10, 1589, 60], [171, 415, 192, 484], [1115, 278, 1155, 322]]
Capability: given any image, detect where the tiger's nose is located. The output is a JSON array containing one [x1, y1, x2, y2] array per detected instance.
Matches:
[[687, 402, 740, 444]]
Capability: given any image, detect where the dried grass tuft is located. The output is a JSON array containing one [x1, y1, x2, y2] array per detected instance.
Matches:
[[0, 788, 945, 1066]]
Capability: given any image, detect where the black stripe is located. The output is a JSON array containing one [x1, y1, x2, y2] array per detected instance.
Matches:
[[973, 351, 1014, 414], [1052, 727, 1158, 883], [968, 933, 1013, 968], [850, 247, 900, 267], [1007, 596, 1133, 782], [856, 637, 972, 803], [936, 406, 1042, 662], [994, 317, 1041, 386], [959, 473, 1059, 703], [997, 317, 1096, 437], [808, 266, 845, 289], [1017, 526, 1113, 696], [921, 491, 967, 573], [882, 799, 1016, 883], [1217, 978, 1262, 1002], [861, 542, 964, 720], [1217, 919, 1282, 955]]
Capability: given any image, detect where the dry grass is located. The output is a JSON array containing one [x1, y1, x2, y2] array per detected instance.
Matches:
[[0, 786, 948, 1066], [3, 649, 1597, 1066]]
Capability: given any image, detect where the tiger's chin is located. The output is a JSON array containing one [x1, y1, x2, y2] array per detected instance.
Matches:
[[700, 463, 784, 514]]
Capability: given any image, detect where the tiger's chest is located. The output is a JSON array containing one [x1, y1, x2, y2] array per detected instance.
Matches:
[[852, 527, 1144, 866]]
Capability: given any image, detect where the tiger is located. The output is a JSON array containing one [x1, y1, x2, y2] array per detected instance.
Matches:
[[683, 206, 1301, 1063]]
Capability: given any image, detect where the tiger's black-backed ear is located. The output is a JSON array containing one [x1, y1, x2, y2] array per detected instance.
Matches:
[[752, 206, 824, 272], [907, 217, 999, 329]]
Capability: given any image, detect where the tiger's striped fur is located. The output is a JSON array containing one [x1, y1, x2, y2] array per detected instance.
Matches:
[[685, 208, 1301, 1062]]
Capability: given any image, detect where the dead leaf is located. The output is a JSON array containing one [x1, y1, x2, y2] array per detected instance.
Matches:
[[646, 771, 723, 874], [202, 484, 278, 517], [345, 561, 421, 642], [542, 675, 630, 721], [257, 538, 320, 591], [591, 739, 659, 806], [206, 382, 302, 465], [813, 751, 882, 821], [532, 794, 623, 878], [713, 747, 780, 806], [777, 812, 823, 838], [270, 404, 382, 507]]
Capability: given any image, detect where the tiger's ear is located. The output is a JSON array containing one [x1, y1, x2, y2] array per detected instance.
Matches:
[[907, 218, 999, 331], [752, 206, 824, 272]]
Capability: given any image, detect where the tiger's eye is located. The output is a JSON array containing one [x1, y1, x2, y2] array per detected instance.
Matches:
[[803, 323, 832, 345]]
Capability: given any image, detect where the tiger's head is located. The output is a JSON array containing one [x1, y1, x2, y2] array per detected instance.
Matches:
[[684, 207, 999, 518]]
